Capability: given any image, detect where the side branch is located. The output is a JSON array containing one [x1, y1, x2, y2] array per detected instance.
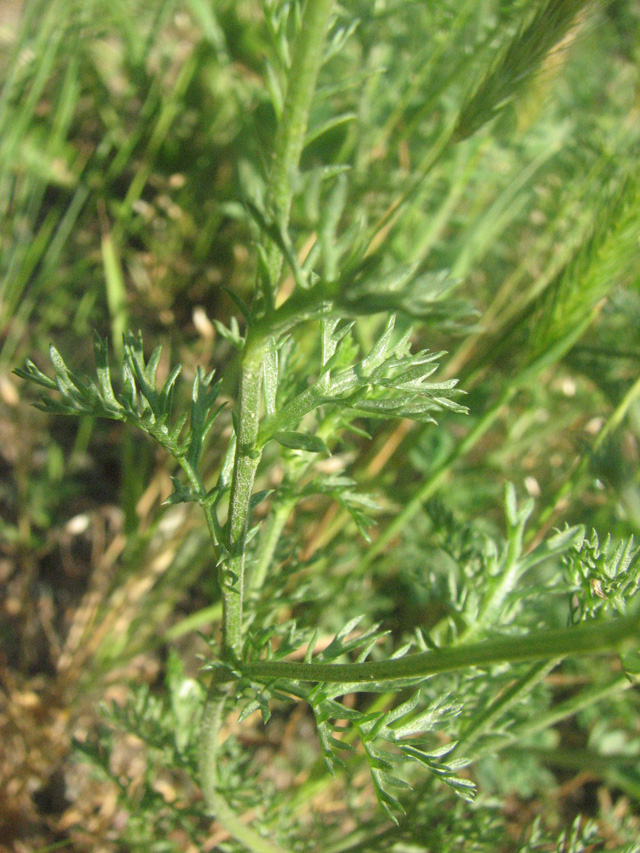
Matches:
[[241, 613, 640, 684]]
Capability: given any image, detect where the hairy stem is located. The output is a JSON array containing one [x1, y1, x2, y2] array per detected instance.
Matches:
[[220, 0, 336, 658], [223, 337, 267, 659], [264, 0, 336, 296], [241, 612, 640, 683], [199, 677, 290, 853], [202, 7, 337, 844]]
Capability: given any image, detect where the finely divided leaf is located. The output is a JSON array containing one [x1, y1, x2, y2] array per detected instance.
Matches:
[[274, 431, 329, 454]]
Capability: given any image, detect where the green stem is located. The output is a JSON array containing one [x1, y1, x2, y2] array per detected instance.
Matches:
[[264, 0, 336, 296], [220, 0, 336, 658], [223, 338, 267, 659], [247, 497, 295, 598], [199, 679, 291, 853], [457, 500, 528, 645], [242, 612, 640, 683], [200, 7, 337, 843], [179, 455, 221, 548], [249, 410, 343, 599]]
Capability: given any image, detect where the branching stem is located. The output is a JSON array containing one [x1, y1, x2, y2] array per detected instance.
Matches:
[[241, 612, 640, 683], [220, 0, 336, 658], [201, 4, 336, 847]]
